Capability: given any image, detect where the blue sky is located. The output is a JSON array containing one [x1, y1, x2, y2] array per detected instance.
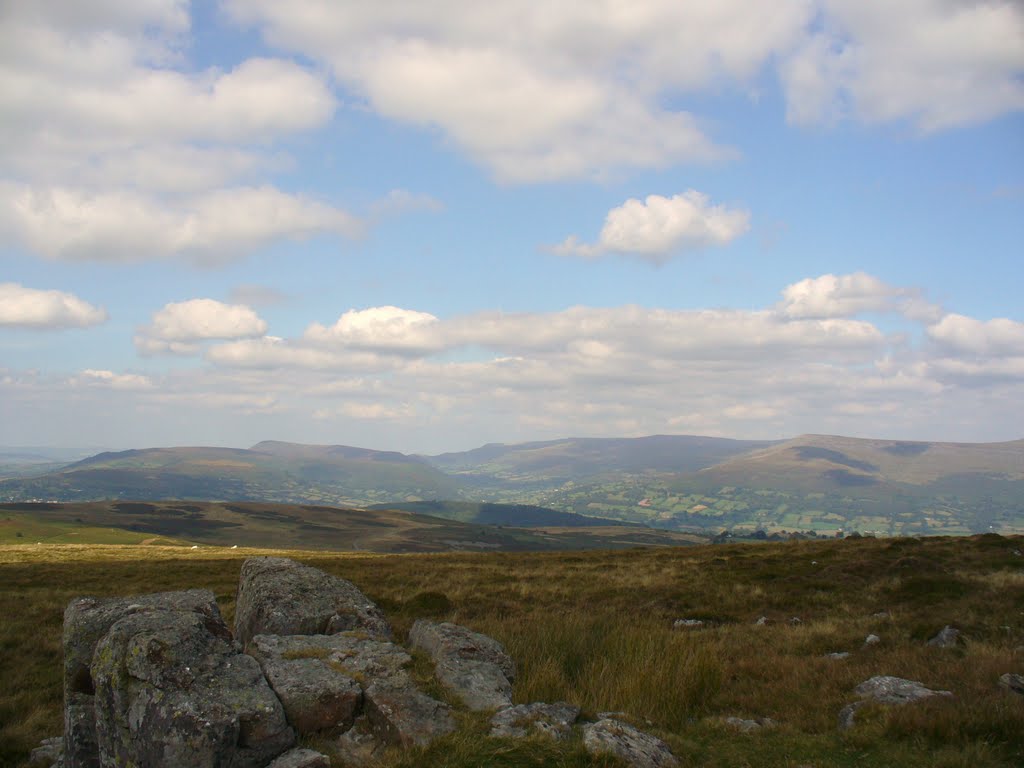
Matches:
[[1, 1, 1022, 454]]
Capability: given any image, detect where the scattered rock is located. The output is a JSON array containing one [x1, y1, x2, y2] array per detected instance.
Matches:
[[673, 619, 705, 629], [408, 619, 515, 710], [246, 634, 363, 734], [90, 602, 295, 768], [722, 716, 775, 733], [872, 611, 891, 620], [927, 625, 961, 648], [788, 617, 803, 626], [490, 702, 580, 740], [582, 718, 679, 768], [824, 652, 851, 660], [235, 557, 391, 647], [838, 675, 953, 729], [335, 716, 385, 765], [999, 673, 1024, 695], [754, 616, 771, 626], [28, 736, 63, 766], [864, 634, 881, 646], [266, 748, 331, 768]]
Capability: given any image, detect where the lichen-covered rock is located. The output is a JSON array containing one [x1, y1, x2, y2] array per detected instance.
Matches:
[[408, 620, 515, 710], [91, 604, 294, 767], [247, 634, 363, 734], [582, 719, 679, 768], [266, 747, 331, 768], [490, 702, 580, 740], [335, 715, 386, 766], [838, 675, 953, 729], [235, 557, 391, 647], [672, 619, 704, 630], [927, 625, 961, 648], [363, 679, 456, 747], [63, 590, 223, 698], [722, 716, 774, 733], [63, 693, 98, 768]]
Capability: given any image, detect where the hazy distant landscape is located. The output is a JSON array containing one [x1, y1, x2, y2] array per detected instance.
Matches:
[[2, 432, 1022, 540]]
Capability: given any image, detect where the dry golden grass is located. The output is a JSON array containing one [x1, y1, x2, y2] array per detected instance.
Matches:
[[1, 534, 1023, 767]]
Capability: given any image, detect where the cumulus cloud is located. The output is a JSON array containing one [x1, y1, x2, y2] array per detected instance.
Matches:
[[780, 0, 1024, 131], [0, 184, 362, 263], [927, 314, 1024, 357], [551, 191, 750, 263], [0, 283, 107, 329], [136, 299, 267, 355], [304, 307, 443, 354], [222, 1, 1023, 182], [779, 272, 942, 320]]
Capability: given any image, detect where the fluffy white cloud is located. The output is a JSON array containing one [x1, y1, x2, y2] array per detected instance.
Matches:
[[0, 184, 361, 263], [224, 0, 1023, 181], [781, 0, 1024, 131], [551, 191, 750, 263], [927, 314, 1024, 356], [136, 299, 267, 355], [0, 283, 107, 329], [304, 307, 442, 354], [779, 272, 942, 321]]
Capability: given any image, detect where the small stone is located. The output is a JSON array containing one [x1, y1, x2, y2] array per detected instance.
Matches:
[[265, 748, 331, 768], [672, 619, 705, 629], [999, 673, 1024, 695], [754, 616, 771, 626], [334, 716, 384, 767], [825, 652, 851, 660], [582, 719, 679, 768], [864, 634, 881, 646], [927, 625, 961, 648], [723, 717, 760, 733], [28, 736, 63, 766], [788, 617, 803, 626], [839, 675, 953, 729], [871, 611, 891, 620], [490, 702, 580, 740], [363, 679, 456, 748]]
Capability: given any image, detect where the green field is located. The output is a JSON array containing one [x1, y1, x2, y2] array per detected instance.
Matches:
[[2, 534, 1023, 767]]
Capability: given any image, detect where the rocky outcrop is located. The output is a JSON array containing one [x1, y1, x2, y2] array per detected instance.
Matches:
[[409, 619, 516, 711], [43, 556, 677, 768], [838, 675, 953, 729], [235, 557, 391, 646], [490, 702, 580, 740], [999, 673, 1024, 695], [582, 718, 679, 768]]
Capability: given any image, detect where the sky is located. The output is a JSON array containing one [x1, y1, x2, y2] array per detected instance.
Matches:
[[1, 0, 1023, 455]]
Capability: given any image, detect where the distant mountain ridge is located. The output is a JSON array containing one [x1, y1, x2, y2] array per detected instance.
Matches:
[[1, 433, 1022, 535]]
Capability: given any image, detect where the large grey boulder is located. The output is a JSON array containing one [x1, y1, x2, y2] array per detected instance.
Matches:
[[90, 603, 294, 767], [62, 591, 226, 768], [249, 629, 456, 751], [364, 679, 457, 747], [490, 702, 580, 740], [582, 718, 679, 768], [408, 620, 515, 710], [838, 675, 953, 729], [235, 557, 391, 647], [247, 634, 363, 734]]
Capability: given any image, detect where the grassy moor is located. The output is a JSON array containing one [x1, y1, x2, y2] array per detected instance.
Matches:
[[2, 534, 1023, 767]]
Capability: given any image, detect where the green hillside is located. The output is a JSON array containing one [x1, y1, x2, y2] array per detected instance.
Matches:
[[366, 500, 628, 527]]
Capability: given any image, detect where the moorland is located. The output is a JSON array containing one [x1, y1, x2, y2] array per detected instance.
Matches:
[[2, 534, 1023, 767]]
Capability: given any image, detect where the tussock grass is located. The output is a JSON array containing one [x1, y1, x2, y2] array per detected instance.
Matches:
[[2, 535, 1023, 767]]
